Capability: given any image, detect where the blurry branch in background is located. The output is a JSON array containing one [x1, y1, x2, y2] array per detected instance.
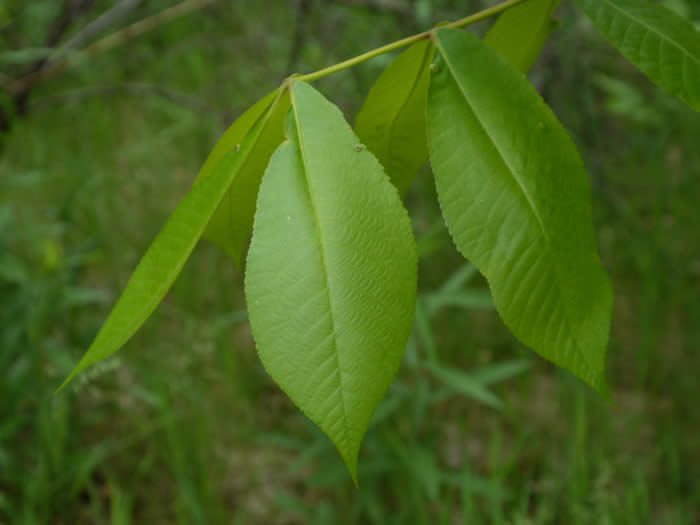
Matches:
[[4, 0, 217, 97], [0, 0, 217, 145], [1, 0, 96, 133], [28, 83, 216, 114], [30, 0, 98, 69], [49, 0, 144, 64]]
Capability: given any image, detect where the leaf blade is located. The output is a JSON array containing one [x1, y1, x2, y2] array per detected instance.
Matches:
[[60, 95, 285, 390], [245, 81, 417, 482], [193, 90, 278, 186], [577, 0, 700, 110], [484, 0, 560, 72], [194, 89, 291, 265], [427, 28, 613, 392], [355, 41, 433, 195]]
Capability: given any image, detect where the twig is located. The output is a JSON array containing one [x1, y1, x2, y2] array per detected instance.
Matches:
[[4, 0, 217, 97], [1, 0, 96, 133], [51, 0, 144, 62]]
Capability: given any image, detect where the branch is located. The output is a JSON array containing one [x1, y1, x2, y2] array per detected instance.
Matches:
[[1, 0, 96, 133], [4, 0, 217, 97], [51, 0, 144, 62]]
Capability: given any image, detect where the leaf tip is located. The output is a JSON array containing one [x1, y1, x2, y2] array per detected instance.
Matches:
[[339, 448, 360, 487], [55, 363, 84, 394]]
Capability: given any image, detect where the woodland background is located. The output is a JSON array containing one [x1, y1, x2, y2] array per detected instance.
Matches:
[[1, 0, 699, 523]]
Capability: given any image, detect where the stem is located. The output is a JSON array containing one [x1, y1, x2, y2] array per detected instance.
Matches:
[[295, 0, 527, 83], [5, 0, 216, 96]]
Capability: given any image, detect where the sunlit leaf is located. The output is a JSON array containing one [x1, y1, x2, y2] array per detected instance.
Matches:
[[577, 0, 700, 110], [245, 81, 417, 482], [484, 0, 561, 72], [427, 28, 613, 392], [355, 41, 433, 195], [194, 89, 291, 266], [59, 94, 286, 389]]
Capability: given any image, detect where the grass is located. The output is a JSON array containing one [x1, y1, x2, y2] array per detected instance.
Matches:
[[1, 0, 700, 523]]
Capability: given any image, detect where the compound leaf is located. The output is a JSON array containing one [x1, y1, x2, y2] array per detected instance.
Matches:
[[484, 0, 561, 72], [245, 81, 417, 482], [60, 96, 285, 389], [355, 40, 433, 195], [194, 89, 291, 265], [577, 0, 700, 110], [427, 28, 612, 392]]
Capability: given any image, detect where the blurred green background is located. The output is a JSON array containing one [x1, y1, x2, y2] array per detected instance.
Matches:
[[1, 0, 699, 523]]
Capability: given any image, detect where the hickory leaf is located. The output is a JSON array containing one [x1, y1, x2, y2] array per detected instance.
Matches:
[[245, 81, 417, 483], [355, 1, 560, 199], [577, 0, 700, 110], [355, 40, 433, 195], [193, 89, 291, 266], [427, 28, 613, 392], [484, 0, 561, 72], [59, 95, 285, 389]]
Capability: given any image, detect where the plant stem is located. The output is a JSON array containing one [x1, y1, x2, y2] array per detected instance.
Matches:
[[295, 0, 527, 83]]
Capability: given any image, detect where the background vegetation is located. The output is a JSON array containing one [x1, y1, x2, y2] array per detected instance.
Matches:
[[1, 0, 699, 523]]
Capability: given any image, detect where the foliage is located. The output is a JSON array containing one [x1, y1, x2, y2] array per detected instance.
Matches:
[[53, 0, 700, 480], [428, 28, 612, 392], [2, 1, 700, 521]]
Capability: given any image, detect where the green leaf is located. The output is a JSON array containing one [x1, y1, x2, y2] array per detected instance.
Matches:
[[59, 94, 286, 390], [193, 89, 291, 265], [354, 41, 433, 195], [353, 5, 559, 199], [576, 0, 700, 110], [484, 0, 561, 72], [245, 81, 417, 483], [427, 28, 613, 392]]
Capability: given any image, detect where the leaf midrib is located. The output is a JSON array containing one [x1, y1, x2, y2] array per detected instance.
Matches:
[[290, 86, 352, 448], [434, 33, 600, 385], [434, 36, 550, 243]]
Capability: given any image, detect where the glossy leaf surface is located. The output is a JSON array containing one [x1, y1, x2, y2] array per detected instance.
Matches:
[[60, 112, 276, 388], [194, 89, 291, 265], [427, 28, 612, 391], [354, 41, 433, 195], [245, 81, 417, 482], [484, 0, 560, 72], [577, 0, 700, 110]]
